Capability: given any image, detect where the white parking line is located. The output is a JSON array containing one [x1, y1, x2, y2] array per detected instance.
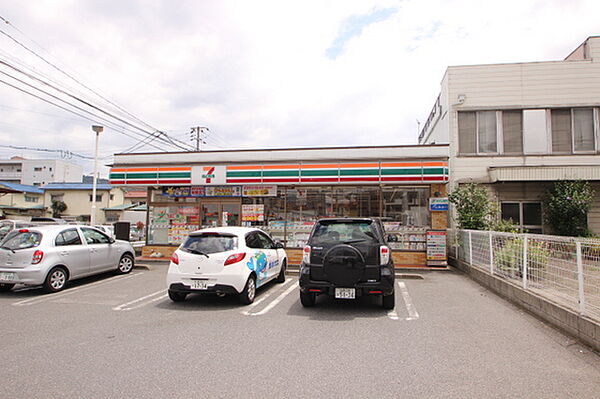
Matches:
[[245, 282, 298, 316], [113, 289, 167, 311], [12, 272, 143, 307], [387, 308, 399, 320], [241, 278, 293, 315], [398, 281, 419, 320]]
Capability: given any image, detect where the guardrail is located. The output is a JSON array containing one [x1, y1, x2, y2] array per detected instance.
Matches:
[[448, 229, 600, 322]]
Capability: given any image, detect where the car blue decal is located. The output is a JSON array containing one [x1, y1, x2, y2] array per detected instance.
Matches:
[[246, 251, 268, 286]]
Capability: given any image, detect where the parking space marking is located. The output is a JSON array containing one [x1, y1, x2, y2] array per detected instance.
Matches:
[[398, 281, 419, 320], [113, 289, 168, 311], [12, 272, 143, 307], [387, 308, 399, 320], [245, 281, 298, 316], [240, 278, 293, 315]]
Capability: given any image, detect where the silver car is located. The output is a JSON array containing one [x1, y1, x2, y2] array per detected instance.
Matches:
[[0, 225, 135, 293]]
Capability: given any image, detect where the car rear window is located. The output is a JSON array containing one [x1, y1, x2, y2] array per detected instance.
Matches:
[[181, 234, 237, 255], [0, 230, 42, 250], [0, 222, 13, 239], [311, 221, 377, 244]]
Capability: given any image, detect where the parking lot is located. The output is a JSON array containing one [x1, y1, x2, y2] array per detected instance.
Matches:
[[2, 263, 600, 399]]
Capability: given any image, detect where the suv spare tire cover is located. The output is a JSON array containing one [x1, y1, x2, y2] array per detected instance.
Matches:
[[322, 244, 366, 286]]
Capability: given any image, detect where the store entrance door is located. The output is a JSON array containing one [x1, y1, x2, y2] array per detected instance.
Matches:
[[200, 200, 241, 228]]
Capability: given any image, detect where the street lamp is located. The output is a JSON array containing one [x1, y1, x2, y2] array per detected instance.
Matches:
[[91, 125, 103, 226]]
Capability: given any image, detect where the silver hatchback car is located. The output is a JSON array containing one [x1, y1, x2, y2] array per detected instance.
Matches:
[[0, 225, 135, 293]]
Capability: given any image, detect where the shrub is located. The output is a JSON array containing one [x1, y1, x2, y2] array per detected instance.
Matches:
[[494, 237, 549, 281], [448, 183, 493, 230], [51, 200, 67, 218], [544, 180, 594, 237]]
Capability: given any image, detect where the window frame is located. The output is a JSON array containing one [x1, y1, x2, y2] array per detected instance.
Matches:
[[571, 107, 597, 154], [475, 110, 500, 155], [500, 201, 543, 233], [55, 228, 83, 247]]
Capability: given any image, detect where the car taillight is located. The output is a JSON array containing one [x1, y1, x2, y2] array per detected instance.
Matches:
[[32, 250, 44, 264], [19, 229, 29, 233], [380, 246, 390, 266], [224, 252, 246, 266], [170, 252, 179, 265], [302, 245, 311, 263]]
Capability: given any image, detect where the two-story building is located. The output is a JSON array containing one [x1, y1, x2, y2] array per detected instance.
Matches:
[[0, 182, 46, 219], [0, 157, 83, 186], [419, 36, 600, 234]]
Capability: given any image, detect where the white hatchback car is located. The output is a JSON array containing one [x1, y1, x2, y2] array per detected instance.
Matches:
[[166, 227, 288, 304], [0, 225, 135, 293]]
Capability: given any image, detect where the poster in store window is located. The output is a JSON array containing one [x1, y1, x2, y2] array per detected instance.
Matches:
[[242, 204, 265, 222]]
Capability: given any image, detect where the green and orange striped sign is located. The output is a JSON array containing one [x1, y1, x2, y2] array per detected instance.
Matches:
[[109, 166, 191, 185], [110, 161, 448, 186]]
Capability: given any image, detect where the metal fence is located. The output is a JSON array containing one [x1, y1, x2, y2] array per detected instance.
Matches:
[[448, 229, 600, 322]]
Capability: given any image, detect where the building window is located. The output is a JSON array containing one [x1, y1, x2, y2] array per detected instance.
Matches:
[[502, 110, 523, 154], [459, 111, 508, 155], [24, 195, 39, 203], [551, 108, 596, 153], [16, 168, 21, 172], [109, 194, 115, 201], [51, 194, 64, 202], [33, 182, 41, 186], [49, 167, 52, 171], [89, 194, 103, 202], [501, 202, 543, 233], [34, 167, 42, 172]]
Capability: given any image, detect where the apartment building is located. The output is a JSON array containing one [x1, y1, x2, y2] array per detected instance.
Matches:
[[419, 36, 600, 233], [0, 157, 83, 186]]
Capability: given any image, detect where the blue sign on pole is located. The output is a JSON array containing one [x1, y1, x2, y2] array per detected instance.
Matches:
[[429, 198, 449, 211]]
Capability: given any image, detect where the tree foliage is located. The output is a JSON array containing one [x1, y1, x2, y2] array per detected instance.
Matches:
[[543, 180, 594, 237], [51, 200, 67, 218], [448, 183, 493, 230]]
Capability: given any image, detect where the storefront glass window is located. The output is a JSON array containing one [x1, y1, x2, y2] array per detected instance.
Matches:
[[332, 186, 380, 218], [382, 187, 429, 226], [148, 205, 200, 245]]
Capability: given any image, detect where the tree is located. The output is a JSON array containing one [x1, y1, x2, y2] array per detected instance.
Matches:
[[543, 180, 594, 237], [448, 183, 493, 230], [51, 200, 67, 218]]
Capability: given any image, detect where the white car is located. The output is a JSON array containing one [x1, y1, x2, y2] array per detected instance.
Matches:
[[166, 227, 288, 304], [0, 225, 135, 293]]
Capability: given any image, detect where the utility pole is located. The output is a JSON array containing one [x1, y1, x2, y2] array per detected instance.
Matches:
[[91, 125, 103, 226], [190, 126, 208, 151]]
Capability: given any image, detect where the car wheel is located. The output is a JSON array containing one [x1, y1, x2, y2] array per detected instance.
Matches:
[[239, 275, 256, 305], [168, 290, 187, 302], [275, 260, 286, 283], [43, 267, 68, 293], [300, 291, 316, 307], [0, 283, 15, 292], [382, 291, 395, 310], [117, 254, 134, 274]]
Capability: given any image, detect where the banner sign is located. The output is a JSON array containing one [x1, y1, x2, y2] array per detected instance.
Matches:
[[242, 185, 277, 197], [427, 230, 447, 266], [162, 186, 241, 197]]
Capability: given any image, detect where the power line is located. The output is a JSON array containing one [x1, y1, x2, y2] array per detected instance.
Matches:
[[0, 58, 192, 151], [0, 18, 195, 153], [0, 76, 167, 152]]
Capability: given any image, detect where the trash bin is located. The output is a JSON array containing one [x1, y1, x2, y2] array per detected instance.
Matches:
[[114, 221, 131, 241]]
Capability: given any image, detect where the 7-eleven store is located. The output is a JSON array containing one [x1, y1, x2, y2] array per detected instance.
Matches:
[[109, 144, 449, 267]]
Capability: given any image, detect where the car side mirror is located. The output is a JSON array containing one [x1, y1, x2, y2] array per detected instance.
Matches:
[[109, 237, 116, 244], [275, 241, 284, 249]]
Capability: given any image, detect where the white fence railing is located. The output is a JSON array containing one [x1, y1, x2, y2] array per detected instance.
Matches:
[[448, 229, 600, 322]]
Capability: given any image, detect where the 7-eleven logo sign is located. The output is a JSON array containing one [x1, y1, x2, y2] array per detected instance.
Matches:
[[202, 166, 215, 183]]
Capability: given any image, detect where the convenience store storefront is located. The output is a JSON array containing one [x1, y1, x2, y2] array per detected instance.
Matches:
[[109, 145, 449, 267]]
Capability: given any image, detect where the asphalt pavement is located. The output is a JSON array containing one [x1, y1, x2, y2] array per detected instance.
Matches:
[[1, 263, 599, 398]]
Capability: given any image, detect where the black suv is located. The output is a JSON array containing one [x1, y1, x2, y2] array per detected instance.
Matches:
[[299, 218, 395, 309]]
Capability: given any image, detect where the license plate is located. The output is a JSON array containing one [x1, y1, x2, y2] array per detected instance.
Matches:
[[191, 280, 208, 290], [0, 272, 16, 282], [335, 288, 355, 299]]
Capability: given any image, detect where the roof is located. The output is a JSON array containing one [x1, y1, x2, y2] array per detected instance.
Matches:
[[0, 204, 46, 210], [0, 181, 45, 194], [44, 182, 112, 191]]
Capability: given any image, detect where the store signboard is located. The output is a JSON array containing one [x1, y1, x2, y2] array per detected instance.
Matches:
[[242, 185, 277, 197], [429, 197, 449, 211], [162, 185, 241, 197], [426, 230, 447, 266], [192, 165, 227, 185], [242, 204, 265, 222], [205, 186, 241, 197]]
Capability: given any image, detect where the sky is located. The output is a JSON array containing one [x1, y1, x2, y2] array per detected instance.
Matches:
[[0, 0, 599, 177]]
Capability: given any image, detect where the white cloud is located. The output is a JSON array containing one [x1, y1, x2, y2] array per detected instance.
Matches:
[[0, 0, 598, 176]]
